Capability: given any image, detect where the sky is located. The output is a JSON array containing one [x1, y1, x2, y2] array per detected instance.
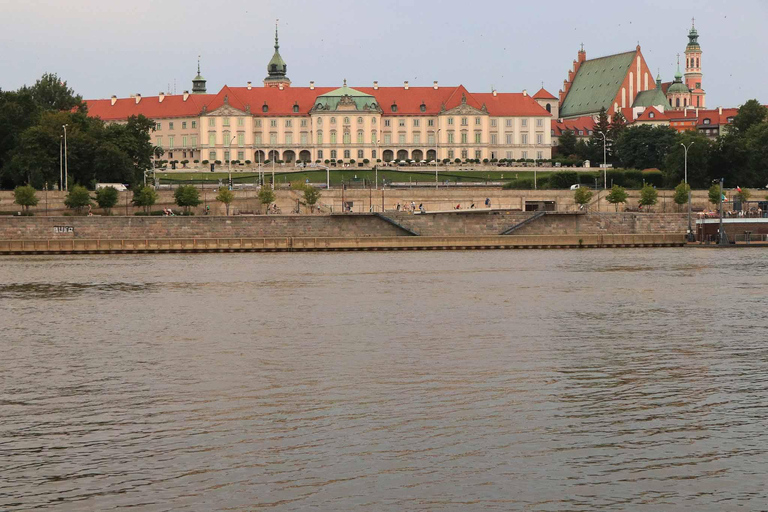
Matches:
[[1, 0, 765, 107]]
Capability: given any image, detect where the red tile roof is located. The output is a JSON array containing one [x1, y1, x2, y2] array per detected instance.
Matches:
[[634, 106, 668, 122], [551, 115, 595, 136], [532, 87, 557, 100], [85, 85, 551, 120]]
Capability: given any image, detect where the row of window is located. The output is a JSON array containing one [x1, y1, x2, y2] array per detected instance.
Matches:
[[156, 121, 197, 131], [200, 148, 546, 162], [156, 136, 198, 149]]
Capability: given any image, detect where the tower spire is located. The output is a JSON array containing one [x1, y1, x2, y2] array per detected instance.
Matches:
[[264, 20, 290, 88], [197, 55, 201, 76], [275, 19, 279, 50], [192, 55, 206, 94]]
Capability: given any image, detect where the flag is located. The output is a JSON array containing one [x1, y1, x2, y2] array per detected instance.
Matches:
[[736, 186, 742, 192]]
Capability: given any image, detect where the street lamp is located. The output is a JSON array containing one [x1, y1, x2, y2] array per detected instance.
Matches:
[[435, 129, 441, 189], [681, 141, 695, 241], [62, 125, 69, 191], [599, 131, 609, 189], [59, 135, 63, 191], [228, 135, 237, 189]]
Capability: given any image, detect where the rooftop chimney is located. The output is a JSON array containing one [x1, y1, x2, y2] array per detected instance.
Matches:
[[247, 81, 252, 90], [433, 81, 438, 90], [135, 94, 141, 104], [183, 91, 189, 101], [718, 106, 723, 115], [279, 84, 284, 90], [310, 80, 315, 90], [522, 89, 528, 97], [404, 81, 409, 90], [110, 95, 117, 106], [373, 81, 379, 90], [492, 89, 497, 97], [158, 92, 165, 103]]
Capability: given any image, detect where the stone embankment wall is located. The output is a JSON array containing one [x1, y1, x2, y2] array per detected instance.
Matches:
[[0, 188, 747, 217], [0, 212, 688, 241]]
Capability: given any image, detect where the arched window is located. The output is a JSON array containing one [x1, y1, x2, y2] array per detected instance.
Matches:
[[262, 103, 268, 113], [357, 130, 364, 143], [546, 103, 551, 113], [343, 131, 351, 144], [330, 131, 337, 144], [391, 103, 397, 113], [676, 98, 680, 107], [420, 103, 426, 113], [684, 98, 688, 106], [293, 104, 299, 113], [696, 58, 699, 68]]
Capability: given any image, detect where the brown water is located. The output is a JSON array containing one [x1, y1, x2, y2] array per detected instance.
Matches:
[[1, 249, 767, 511]]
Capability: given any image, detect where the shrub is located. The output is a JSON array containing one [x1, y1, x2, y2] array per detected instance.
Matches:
[[549, 171, 579, 189], [95, 186, 119, 214], [606, 185, 628, 211], [174, 185, 201, 212], [503, 178, 535, 190], [64, 185, 93, 214], [13, 185, 38, 212], [574, 186, 594, 206], [216, 186, 235, 215], [639, 184, 659, 211], [132, 186, 157, 214], [258, 186, 276, 211]]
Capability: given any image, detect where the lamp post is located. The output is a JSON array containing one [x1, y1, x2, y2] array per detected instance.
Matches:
[[718, 177, 727, 245], [435, 129, 441, 189], [62, 125, 69, 191], [375, 139, 380, 190], [600, 131, 608, 189], [681, 141, 695, 241], [228, 135, 236, 189], [59, 135, 63, 191]]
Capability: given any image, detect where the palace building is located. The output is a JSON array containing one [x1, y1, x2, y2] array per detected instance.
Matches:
[[85, 26, 553, 165]]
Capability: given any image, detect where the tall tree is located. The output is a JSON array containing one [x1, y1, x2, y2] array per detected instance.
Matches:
[[663, 131, 712, 188], [557, 130, 577, 158], [616, 125, 678, 170], [27, 73, 84, 112], [731, 99, 767, 135]]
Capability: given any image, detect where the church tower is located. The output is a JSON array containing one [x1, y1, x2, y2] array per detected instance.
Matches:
[[264, 21, 291, 88], [192, 56, 207, 94], [684, 19, 705, 108]]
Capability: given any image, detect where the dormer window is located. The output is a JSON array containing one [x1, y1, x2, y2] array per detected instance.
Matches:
[[649, 112, 655, 119], [391, 103, 397, 113], [727, 117, 734, 123], [420, 102, 426, 113], [703, 118, 710, 125], [262, 103, 268, 113], [293, 104, 299, 113]]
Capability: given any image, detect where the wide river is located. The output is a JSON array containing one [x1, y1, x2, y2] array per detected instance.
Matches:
[[1, 249, 767, 511]]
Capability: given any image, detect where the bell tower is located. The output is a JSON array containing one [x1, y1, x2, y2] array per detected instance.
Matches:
[[684, 18, 705, 108], [192, 56, 207, 94]]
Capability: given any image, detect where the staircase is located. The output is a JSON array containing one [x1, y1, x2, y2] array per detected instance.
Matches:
[[373, 213, 420, 236], [500, 211, 546, 235]]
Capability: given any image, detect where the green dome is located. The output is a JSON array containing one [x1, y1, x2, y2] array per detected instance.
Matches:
[[266, 24, 287, 77], [668, 80, 689, 94]]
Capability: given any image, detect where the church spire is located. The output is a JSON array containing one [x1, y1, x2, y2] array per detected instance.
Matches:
[[192, 55, 206, 94], [264, 19, 291, 88]]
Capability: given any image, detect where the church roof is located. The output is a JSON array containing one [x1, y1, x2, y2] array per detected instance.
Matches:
[[559, 51, 636, 118], [632, 88, 670, 109], [532, 88, 557, 100]]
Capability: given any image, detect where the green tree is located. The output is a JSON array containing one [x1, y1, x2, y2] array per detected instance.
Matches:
[[639, 184, 659, 212], [95, 186, 119, 214], [258, 186, 276, 212], [588, 107, 611, 164], [557, 129, 577, 157], [708, 183, 722, 206], [605, 184, 628, 211], [215, 186, 235, 215], [302, 185, 322, 213], [174, 185, 201, 213], [13, 185, 39, 212], [574, 186, 593, 208], [663, 131, 712, 188], [735, 187, 751, 206], [64, 184, 92, 214], [28, 73, 84, 112], [673, 182, 691, 212], [132, 185, 157, 214], [616, 125, 678, 170], [731, 99, 767, 134]]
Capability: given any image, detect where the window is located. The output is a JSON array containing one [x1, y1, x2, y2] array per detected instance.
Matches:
[[490, 134, 497, 144], [372, 118, 377, 125], [343, 132, 350, 144], [224, 151, 230, 162], [331, 117, 336, 124], [255, 120, 261, 128], [357, 131, 364, 143], [384, 133, 391, 144], [223, 131, 230, 146], [255, 134, 262, 144], [536, 134, 543, 144], [428, 119, 434, 127], [293, 105, 299, 113], [475, 117, 481, 125], [286, 133, 293, 144], [358, 150, 364, 158], [522, 151, 528, 159], [344, 150, 350, 158], [413, 119, 420, 127], [391, 104, 397, 113], [461, 150, 468, 159], [182, 122, 187, 129], [330, 131, 337, 144], [398, 119, 405, 127], [461, 133, 468, 144], [331, 150, 337, 159], [428, 133, 435, 145], [521, 119, 528, 127], [371, 130, 377, 144], [461, 117, 468, 126], [448, 150, 454, 159], [182, 136, 187, 148], [317, 118, 323, 126], [285, 120, 292, 127], [317, 150, 323, 159], [703, 118, 710, 125], [317, 131, 323, 144], [537, 151, 543, 160], [191, 136, 197, 147], [536, 119, 543, 127], [358, 117, 363, 124], [223, 118, 230, 127], [238, 134, 245, 146], [384, 119, 390, 127], [169, 122, 175, 130], [208, 133, 215, 146], [506, 119, 512, 127], [506, 134, 513, 145], [649, 112, 655, 119], [420, 103, 426, 113], [588, 130, 593, 135], [474, 133, 481, 143], [448, 118, 454, 125], [238, 118, 244, 127], [399, 134, 406, 144], [301, 133, 308, 144], [191, 121, 196, 129], [491, 119, 497, 127], [301, 119, 308, 127], [475, 150, 481, 159], [155, 122, 162, 130], [344, 117, 350, 124], [208, 119, 215, 127], [506, 151, 512, 159], [413, 133, 420, 144], [262, 104, 268, 113], [371, 150, 377, 159], [270, 133, 277, 144], [156, 136, 162, 147], [237, 151, 244, 160], [209, 151, 216, 160], [447, 132, 454, 143], [521, 134, 528, 144], [270, 119, 277, 127], [578, 130, 584, 136]]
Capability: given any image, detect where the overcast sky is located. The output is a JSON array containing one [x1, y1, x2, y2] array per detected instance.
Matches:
[[1, 0, 764, 107]]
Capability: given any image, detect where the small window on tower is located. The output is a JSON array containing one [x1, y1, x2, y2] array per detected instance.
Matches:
[[262, 103, 268, 113]]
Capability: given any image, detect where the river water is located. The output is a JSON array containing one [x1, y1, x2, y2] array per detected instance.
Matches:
[[1, 249, 767, 511]]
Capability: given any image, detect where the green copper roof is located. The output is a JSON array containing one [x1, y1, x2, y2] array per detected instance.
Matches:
[[266, 24, 287, 78], [687, 26, 700, 49], [559, 51, 636, 118], [632, 88, 669, 109], [313, 81, 379, 111], [668, 59, 688, 94]]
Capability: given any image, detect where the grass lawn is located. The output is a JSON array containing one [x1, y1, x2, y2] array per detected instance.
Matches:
[[157, 168, 540, 186]]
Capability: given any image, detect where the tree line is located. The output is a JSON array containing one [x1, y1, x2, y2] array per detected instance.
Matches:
[[556, 101, 768, 189], [0, 73, 155, 190]]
